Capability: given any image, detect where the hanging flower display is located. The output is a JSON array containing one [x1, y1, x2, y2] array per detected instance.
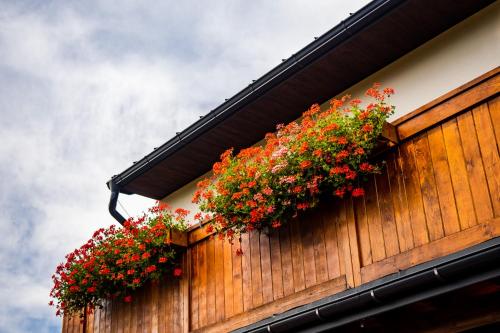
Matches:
[[193, 84, 394, 238], [49, 202, 189, 316]]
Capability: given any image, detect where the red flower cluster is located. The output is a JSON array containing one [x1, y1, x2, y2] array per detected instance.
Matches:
[[49, 201, 189, 317], [193, 84, 394, 238]]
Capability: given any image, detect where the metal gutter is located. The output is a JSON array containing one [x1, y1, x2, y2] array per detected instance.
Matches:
[[233, 237, 500, 333], [106, 0, 405, 193]]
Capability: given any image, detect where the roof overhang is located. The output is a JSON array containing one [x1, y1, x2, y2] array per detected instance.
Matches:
[[108, 0, 494, 199]]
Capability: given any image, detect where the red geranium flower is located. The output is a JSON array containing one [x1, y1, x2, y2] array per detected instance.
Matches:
[[173, 268, 182, 277], [352, 188, 365, 197], [145, 265, 156, 273]]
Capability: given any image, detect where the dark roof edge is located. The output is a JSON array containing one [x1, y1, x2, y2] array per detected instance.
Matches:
[[233, 237, 500, 332], [107, 0, 405, 192]]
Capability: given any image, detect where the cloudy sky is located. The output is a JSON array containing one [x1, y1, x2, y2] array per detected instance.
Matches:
[[0, 1, 369, 331]]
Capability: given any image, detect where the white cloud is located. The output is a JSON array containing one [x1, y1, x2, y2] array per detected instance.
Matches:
[[0, 0, 369, 332]]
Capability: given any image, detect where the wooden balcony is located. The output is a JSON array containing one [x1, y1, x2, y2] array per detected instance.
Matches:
[[62, 68, 500, 332]]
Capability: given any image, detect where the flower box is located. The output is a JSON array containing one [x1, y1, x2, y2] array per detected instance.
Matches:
[[193, 85, 398, 239]]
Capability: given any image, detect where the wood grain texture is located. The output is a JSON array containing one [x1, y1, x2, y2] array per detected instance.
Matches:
[[457, 111, 493, 223], [473, 104, 500, 217], [442, 118, 477, 229], [279, 224, 295, 297], [259, 232, 273, 304], [413, 134, 444, 241], [249, 230, 262, 308], [191, 276, 346, 333], [427, 126, 461, 236], [232, 240, 244, 315], [361, 217, 500, 284], [269, 229, 284, 300], [64, 70, 500, 333], [205, 238, 216, 324]]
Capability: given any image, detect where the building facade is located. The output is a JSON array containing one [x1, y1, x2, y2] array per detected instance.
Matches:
[[63, 0, 500, 332]]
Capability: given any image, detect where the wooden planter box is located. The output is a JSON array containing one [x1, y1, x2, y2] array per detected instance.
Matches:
[[169, 228, 188, 248], [372, 121, 399, 156]]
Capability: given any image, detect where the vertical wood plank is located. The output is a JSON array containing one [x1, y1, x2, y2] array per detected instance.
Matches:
[[206, 238, 217, 324], [93, 306, 100, 333], [61, 315, 67, 333], [105, 300, 112, 333], [364, 175, 386, 262], [110, 299, 118, 333], [124, 300, 132, 333], [400, 140, 429, 246], [353, 195, 371, 266], [375, 167, 400, 257], [173, 280, 183, 333], [144, 284, 153, 333], [269, 229, 284, 300], [289, 218, 306, 292], [457, 111, 494, 223], [153, 282, 161, 333], [442, 118, 477, 229], [232, 239, 244, 314], [338, 200, 355, 288], [387, 150, 414, 252], [164, 279, 173, 333], [312, 207, 329, 284], [279, 224, 295, 296], [198, 241, 207, 327], [213, 237, 226, 320], [427, 126, 461, 236], [117, 299, 125, 333], [135, 290, 143, 333], [164, 280, 172, 333], [414, 134, 445, 241], [181, 250, 190, 333], [87, 309, 95, 333], [487, 96, 500, 149], [335, 204, 346, 276], [190, 245, 199, 330], [99, 300, 106, 333], [345, 197, 362, 286], [240, 233, 253, 311], [158, 279, 166, 333], [473, 104, 500, 217], [259, 231, 273, 304], [322, 199, 341, 279], [223, 238, 235, 317], [300, 211, 317, 288], [67, 314, 74, 333], [249, 230, 263, 307]]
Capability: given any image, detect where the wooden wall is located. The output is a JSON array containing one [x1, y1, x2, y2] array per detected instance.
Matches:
[[62, 68, 500, 333]]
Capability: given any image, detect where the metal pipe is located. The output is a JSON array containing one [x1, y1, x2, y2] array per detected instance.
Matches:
[[108, 178, 126, 225]]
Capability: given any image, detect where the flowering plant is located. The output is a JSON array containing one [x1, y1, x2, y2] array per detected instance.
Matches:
[[49, 202, 189, 316], [193, 84, 394, 238]]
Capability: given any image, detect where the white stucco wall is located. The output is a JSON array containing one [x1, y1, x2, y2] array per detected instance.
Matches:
[[341, 1, 499, 120], [163, 2, 500, 220]]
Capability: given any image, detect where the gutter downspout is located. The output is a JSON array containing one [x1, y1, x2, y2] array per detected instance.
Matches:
[[108, 178, 126, 225]]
